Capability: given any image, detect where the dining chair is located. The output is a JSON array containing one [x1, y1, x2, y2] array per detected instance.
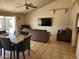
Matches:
[[0, 38, 15, 59], [0, 40, 2, 56], [24, 35, 31, 55], [0, 30, 6, 35], [16, 35, 31, 59]]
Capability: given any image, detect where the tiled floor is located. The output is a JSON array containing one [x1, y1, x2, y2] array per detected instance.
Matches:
[[0, 36, 76, 59]]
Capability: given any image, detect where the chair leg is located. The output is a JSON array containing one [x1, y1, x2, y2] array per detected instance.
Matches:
[[28, 49, 30, 55], [16, 51, 19, 59], [0, 48, 2, 56], [13, 51, 15, 58], [4, 49, 5, 59], [10, 51, 12, 59], [23, 52, 25, 59]]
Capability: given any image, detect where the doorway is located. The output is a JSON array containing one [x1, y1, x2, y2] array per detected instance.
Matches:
[[75, 13, 79, 48], [76, 13, 79, 59]]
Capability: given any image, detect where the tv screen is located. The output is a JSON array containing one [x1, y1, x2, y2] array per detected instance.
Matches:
[[38, 18, 52, 26]]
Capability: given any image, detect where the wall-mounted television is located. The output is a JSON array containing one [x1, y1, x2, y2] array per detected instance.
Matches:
[[38, 18, 52, 26]]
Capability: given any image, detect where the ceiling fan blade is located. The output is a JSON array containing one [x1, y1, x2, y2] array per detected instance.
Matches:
[[28, 3, 33, 6], [29, 5, 37, 8], [16, 3, 25, 6], [16, 0, 37, 9], [16, 5, 25, 7]]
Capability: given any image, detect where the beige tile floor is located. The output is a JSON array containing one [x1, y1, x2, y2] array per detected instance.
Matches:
[[0, 36, 77, 59]]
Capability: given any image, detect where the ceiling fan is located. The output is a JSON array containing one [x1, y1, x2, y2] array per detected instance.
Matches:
[[16, 0, 37, 9]]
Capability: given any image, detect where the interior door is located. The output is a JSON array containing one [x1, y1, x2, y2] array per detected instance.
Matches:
[[76, 13, 79, 59]]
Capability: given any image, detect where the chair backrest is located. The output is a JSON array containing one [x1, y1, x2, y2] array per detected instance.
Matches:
[[24, 35, 31, 50], [0, 30, 6, 34], [16, 35, 31, 52], [0, 38, 12, 50], [21, 25, 30, 29], [20, 25, 30, 35]]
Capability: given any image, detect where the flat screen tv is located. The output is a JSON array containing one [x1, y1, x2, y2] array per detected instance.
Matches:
[[38, 18, 52, 26]]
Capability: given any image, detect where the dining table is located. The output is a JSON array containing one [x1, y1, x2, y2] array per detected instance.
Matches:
[[0, 33, 28, 59]]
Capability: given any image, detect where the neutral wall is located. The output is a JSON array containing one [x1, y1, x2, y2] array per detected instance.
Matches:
[[25, 0, 72, 35], [15, 14, 26, 32]]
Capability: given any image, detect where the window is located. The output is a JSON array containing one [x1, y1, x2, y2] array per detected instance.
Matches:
[[5, 17, 15, 33], [0, 19, 2, 28], [0, 16, 15, 33], [0, 16, 4, 29]]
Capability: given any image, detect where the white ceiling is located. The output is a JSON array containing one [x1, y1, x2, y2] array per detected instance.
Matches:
[[77, 0, 79, 7], [0, 0, 56, 14]]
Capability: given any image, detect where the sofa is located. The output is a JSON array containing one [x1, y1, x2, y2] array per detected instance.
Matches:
[[29, 29, 50, 43]]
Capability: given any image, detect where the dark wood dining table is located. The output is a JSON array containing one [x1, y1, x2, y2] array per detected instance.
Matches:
[[0, 34, 27, 59]]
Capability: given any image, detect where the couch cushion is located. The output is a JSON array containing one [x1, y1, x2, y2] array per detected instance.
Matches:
[[29, 29, 50, 42]]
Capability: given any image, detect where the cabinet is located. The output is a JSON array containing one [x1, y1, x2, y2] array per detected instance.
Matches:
[[57, 28, 72, 42]]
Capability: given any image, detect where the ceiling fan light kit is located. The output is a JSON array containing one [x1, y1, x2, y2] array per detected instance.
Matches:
[[26, 6, 29, 9]]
